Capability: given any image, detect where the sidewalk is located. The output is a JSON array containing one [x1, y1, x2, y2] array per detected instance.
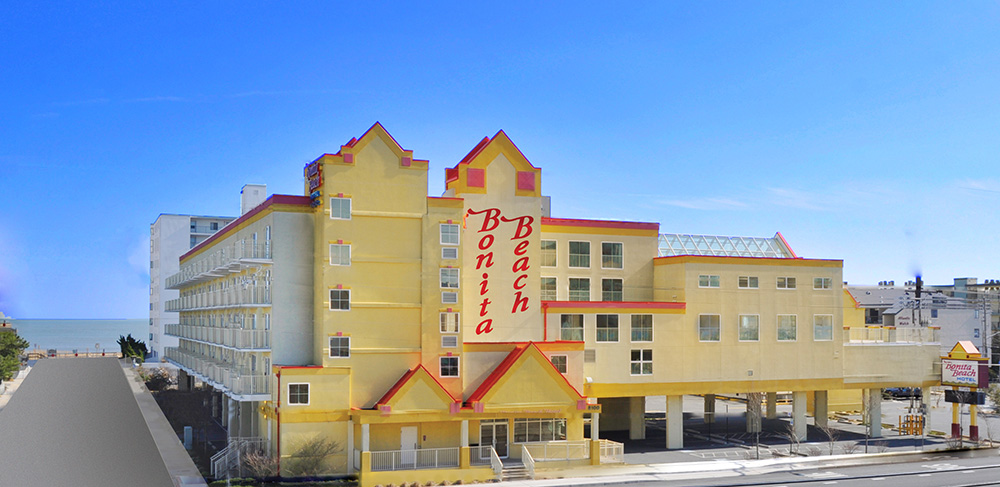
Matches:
[[0, 365, 31, 410], [121, 360, 208, 487]]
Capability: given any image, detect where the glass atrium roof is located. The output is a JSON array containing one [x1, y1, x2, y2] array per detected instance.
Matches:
[[657, 233, 794, 258]]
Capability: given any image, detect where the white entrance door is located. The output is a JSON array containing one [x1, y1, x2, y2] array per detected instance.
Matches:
[[401, 426, 418, 466], [480, 420, 509, 458]]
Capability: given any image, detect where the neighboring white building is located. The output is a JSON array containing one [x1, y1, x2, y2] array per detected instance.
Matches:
[[847, 282, 989, 356], [149, 206, 248, 360]]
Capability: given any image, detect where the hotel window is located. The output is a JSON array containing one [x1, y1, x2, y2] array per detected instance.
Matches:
[[440, 224, 460, 245], [569, 278, 590, 301], [440, 312, 460, 333], [514, 418, 567, 443], [329, 289, 350, 311], [699, 275, 720, 288], [813, 315, 833, 341], [330, 197, 351, 220], [777, 277, 797, 289], [541, 240, 557, 267], [441, 292, 458, 304], [540, 277, 557, 301], [738, 276, 759, 289], [630, 349, 652, 375], [631, 314, 653, 342], [814, 277, 832, 290], [442, 247, 458, 260], [738, 315, 759, 341], [569, 241, 590, 268], [698, 314, 721, 342], [596, 314, 619, 342], [777, 315, 797, 341], [329, 336, 350, 358], [440, 268, 460, 289], [440, 356, 459, 377], [329, 244, 350, 266], [560, 314, 584, 341], [602, 242, 623, 269], [602, 278, 623, 301], [550, 355, 567, 374], [288, 383, 310, 405]]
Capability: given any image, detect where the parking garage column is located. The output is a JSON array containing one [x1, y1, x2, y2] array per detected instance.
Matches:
[[665, 395, 683, 449], [629, 396, 646, 440], [867, 388, 882, 438], [227, 396, 238, 438], [792, 391, 807, 442], [704, 394, 715, 424], [746, 394, 762, 433], [814, 391, 829, 428], [766, 392, 777, 419]]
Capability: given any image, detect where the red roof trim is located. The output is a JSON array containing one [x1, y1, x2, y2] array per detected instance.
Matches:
[[308, 122, 413, 163], [653, 255, 842, 264], [376, 364, 459, 407], [466, 343, 584, 404], [541, 301, 685, 310], [181, 194, 311, 261], [541, 217, 659, 231], [445, 130, 541, 185], [775, 231, 798, 258], [463, 340, 583, 346]]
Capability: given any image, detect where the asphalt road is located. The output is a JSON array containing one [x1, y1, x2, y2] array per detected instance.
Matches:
[[0, 358, 173, 487]]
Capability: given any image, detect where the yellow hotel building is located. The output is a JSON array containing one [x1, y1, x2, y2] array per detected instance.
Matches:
[[164, 123, 940, 485]]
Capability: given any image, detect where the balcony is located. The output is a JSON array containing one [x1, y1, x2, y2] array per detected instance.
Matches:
[[165, 347, 270, 400], [164, 323, 270, 350], [166, 242, 272, 290], [190, 224, 223, 235], [164, 286, 270, 312], [844, 325, 940, 344]]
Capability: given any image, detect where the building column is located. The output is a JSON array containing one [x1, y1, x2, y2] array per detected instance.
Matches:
[[630, 396, 646, 440], [347, 420, 354, 474], [814, 391, 829, 428], [704, 394, 716, 424], [460, 420, 470, 468], [360, 423, 371, 475], [867, 388, 882, 438], [766, 392, 778, 419], [746, 394, 762, 433], [178, 369, 190, 391], [666, 395, 683, 449], [591, 413, 600, 440], [212, 394, 219, 421], [792, 391, 807, 442], [227, 397, 238, 438], [240, 401, 254, 438], [221, 394, 229, 428]]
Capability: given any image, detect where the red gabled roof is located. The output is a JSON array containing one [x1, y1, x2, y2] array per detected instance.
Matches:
[[466, 342, 584, 405], [308, 122, 413, 164], [445, 130, 539, 184], [180, 194, 311, 262], [376, 364, 459, 407]]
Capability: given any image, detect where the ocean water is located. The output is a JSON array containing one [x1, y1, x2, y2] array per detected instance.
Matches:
[[7, 319, 148, 353]]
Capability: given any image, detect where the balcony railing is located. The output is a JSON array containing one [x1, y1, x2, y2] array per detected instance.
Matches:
[[844, 325, 940, 344], [165, 286, 270, 312], [165, 323, 270, 350], [599, 439, 624, 464], [166, 242, 272, 289], [520, 440, 590, 461], [370, 447, 460, 472], [190, 224, 223, 234], [165, 347, 270, 398]]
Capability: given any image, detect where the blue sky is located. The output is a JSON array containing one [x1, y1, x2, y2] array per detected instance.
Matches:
[[2, 2, 999, 319]]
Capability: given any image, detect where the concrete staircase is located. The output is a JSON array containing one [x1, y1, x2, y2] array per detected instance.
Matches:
[[501, 461, 532, 481]]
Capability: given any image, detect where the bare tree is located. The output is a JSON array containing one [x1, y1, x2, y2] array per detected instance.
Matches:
[[817, 423, 841, 455]]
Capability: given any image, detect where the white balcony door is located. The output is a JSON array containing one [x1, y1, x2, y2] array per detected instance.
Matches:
[[400, 426, 418, 466]]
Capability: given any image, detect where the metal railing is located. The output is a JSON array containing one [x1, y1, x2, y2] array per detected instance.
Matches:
[[166, 242, 272, 289], [165, 286, 271, 312], [211, 437, 267, 478], [469, 445, 494, 466], [165, 347, 270, 397], [490, 447, 503, 477], [165, 323, 270, 350], [520, 440, 590, 461], [844, 326, 940, 344], [599, 439, 624, 463], [370, 447, 460, 472], [521, 445, 536, 479]]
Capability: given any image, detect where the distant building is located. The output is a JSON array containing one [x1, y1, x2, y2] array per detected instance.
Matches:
[[149, 211, 240, 360], [926, 277, 1000, 374]]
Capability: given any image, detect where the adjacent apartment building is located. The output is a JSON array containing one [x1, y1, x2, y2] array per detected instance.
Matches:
[[163, 123, 943, 486]]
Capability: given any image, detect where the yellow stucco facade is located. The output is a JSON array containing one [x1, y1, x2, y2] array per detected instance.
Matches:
[[167, 123, 942, 484]]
